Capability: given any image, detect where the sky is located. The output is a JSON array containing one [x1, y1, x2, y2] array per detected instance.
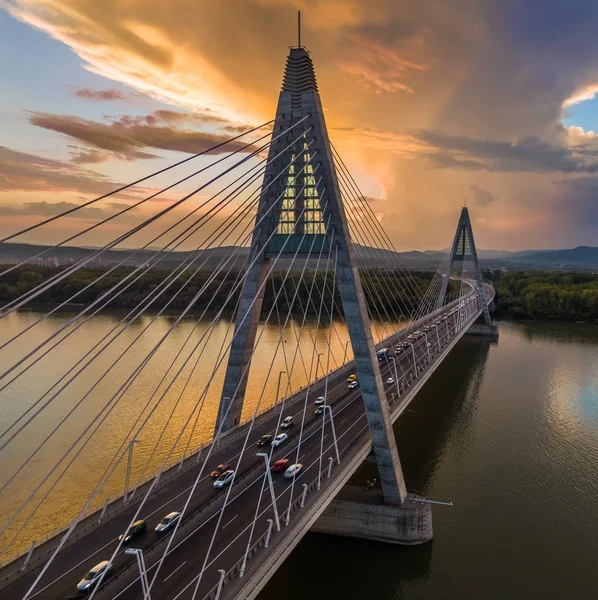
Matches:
[[1, 0, 598, 251]]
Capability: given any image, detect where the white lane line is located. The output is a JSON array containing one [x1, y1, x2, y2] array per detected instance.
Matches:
[[163, 561, 187, 583], [221, 514, 238, 530], [298, 455, 305, 461]]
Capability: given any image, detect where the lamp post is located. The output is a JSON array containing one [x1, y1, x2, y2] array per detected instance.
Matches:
[[256, 453, 280, 531], [314, 353, 323, 381], [125, 549, 150, 600], [274, 371, 285, 412], [123, 439, 140, 504], [323, 405, 340, 464]]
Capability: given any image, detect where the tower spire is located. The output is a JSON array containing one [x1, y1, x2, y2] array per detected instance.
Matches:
[[298, 9, 301, 48]]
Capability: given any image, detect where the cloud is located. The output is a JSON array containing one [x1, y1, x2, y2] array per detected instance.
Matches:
[[563, 83, 598, 107], [68, 146, 111, 164], [7, 0, 598, 250], [70, 87, 142, 102], [27, 110, 262, 161], [0, 200, 133, 220], [469, 185, 495, 208], [413, 129, 598, 173], [0, 145, 121, 195]]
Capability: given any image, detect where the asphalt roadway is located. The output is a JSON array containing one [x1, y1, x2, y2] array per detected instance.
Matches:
[[1, 295, 481, 600]]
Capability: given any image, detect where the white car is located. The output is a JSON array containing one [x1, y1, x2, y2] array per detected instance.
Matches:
[[155, 511, 181, 534], [213, 470, 235, 489], [272, 433, 288, 448], [284, 463, 303, 479], [281, 416, 294, 429], [76, 561, 112, 593], [348, 380, 359, 390], [314, 396, 326, 405], [407, 334, 414, 340], [387, 377, 394, 385]]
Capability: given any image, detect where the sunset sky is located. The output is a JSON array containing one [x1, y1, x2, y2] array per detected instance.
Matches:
[[2, 0, 598, 251]]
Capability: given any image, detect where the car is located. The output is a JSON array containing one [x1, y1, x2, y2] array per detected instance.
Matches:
[[387, 377, 394, 385], [281, 416, 294, 429], [284, 463, 303, 479], [118, 519, 147, 544], [257, 434, 273, 447], [407, 334, 414, 340], [210, 463, 231, 478], [155, 511, 181, 534], [271, 459, 289, 473], [272, 433, 288, 447], [347, 373, 357, 382], [76, 561, 113, 593], [314, 396, 326, 405], [315, 406, 325, 416], [395, 348, 402, 355], [213, 470, 235, 489], [348, 380, 359, 390]]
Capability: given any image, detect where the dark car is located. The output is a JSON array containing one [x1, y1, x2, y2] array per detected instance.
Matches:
[[210, 463, 231, 479], [118, 519, 147, 544], [257, 434, 273, 447]]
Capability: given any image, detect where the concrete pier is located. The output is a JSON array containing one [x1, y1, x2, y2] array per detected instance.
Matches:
[[465, 323, 499, 337], [311, 486, 433, 545]]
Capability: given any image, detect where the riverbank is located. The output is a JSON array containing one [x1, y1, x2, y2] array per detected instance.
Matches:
[[486, 270, 598, 322]]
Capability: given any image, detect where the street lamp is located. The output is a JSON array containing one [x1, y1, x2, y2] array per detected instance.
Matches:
[[256, 453, 280, 531], [274, 371, 286, 412], [123, 438, 140, 504], [314, 353, 324, 381], [323, 405, 340, 464], [125, 548, 151, 599], [389, 356, 400, 398]]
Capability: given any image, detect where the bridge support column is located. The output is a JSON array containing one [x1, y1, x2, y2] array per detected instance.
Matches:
[[311, 485, 432, 545]]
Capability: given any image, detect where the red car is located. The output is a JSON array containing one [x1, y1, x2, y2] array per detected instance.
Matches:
[[210, 463, 231, 479], [271, 459, 289, 473]]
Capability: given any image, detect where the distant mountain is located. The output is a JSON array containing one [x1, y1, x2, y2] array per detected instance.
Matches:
[[498, 246, 598, 267], [2, 242, 597, 271]]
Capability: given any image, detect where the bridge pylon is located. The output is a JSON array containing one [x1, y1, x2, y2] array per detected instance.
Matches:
[[435, 206, 492, 326], [215, 44, 408, 505]]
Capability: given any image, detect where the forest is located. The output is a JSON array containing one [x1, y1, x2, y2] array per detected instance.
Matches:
[[486, 270, 598, 322], [0, 264, 442, 317]]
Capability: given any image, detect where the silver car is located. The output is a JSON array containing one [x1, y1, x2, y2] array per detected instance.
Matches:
[[155, 511, 181, 534], [213, 470, 235, 489], [76, 560, 112, 593], [272, 433, 288, 448]]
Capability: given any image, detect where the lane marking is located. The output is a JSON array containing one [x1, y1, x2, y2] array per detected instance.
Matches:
[[163, 561, 187, 583], [221, 514, 238, 530]]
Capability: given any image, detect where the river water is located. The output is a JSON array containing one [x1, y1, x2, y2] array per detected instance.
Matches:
[[0, 309, 393, 557], [2, 316, 598, 599], [259, 321, 598, 600]]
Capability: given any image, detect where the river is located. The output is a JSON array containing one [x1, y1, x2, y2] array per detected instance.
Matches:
[[259, 321, 598, 600], [2, 316, 598, 599]]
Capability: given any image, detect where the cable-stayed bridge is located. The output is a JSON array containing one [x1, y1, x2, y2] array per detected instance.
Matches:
[[0, 39, 496, 600]]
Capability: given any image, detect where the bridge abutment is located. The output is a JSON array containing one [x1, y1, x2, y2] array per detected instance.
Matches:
[[311, 485, 433, 545]]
